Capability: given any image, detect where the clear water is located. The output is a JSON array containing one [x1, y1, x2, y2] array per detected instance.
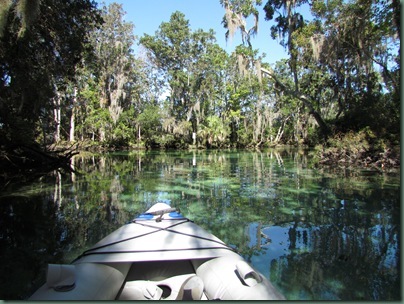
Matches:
[[0, 149, 400, 300]]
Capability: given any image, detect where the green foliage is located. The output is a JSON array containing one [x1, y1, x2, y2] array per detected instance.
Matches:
[[198, 115, 230, 148], [311, 131, 366, 166], [110, 107, 136, 147], [0, 0, 101, 146], [91, 2, 136, 124], [0, 0, 399, 166], [220, 0, 262, 47], [137, 105, 162, 148]]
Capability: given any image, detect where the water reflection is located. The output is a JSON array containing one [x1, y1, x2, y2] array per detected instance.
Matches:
[[0, 149, 400, 300]]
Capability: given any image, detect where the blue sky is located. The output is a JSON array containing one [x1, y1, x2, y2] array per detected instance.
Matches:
[[95, 0, 289, 65]]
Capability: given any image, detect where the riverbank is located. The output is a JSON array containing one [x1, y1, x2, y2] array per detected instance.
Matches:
[[1, 136, 400, 189], [311, 130, 400, 171]]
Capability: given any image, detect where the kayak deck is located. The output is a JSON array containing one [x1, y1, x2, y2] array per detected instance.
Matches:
[[29, 203, 286, 300]]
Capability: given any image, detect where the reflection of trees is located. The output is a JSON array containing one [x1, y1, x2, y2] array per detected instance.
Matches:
[[0, 190, 72, 299], [270, 218, 400, 300], [0, 154, 137, 299], [179, 149, 399, 300], [54, 171, 62, 208], [266, 189, 400, 300]]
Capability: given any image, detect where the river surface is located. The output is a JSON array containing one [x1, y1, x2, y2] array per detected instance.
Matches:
[[0, 149, 400, 300]]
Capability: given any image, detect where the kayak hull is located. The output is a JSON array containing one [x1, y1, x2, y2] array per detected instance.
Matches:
[[29, 202, 285, 300]]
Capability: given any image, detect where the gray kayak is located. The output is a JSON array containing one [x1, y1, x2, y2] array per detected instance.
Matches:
[[29, 202, 285, 300]]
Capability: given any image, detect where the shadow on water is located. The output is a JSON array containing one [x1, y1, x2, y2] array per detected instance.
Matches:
[[0, 148, 400, 300]]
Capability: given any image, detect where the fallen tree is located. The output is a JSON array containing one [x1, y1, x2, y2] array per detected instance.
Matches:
[[0, 143, 79, 187]]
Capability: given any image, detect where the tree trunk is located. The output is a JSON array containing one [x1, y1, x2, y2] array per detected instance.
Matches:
[[53, 92, 61, 142], [138, 125, 141, 148], [69, 108, 75, 142], [99, 129, 105, 142], [275, 115, 290, 143], [254, 96, 262, 144], [69, 87, 77, 142]]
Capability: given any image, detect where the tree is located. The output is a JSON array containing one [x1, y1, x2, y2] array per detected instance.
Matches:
[[189, 34, 229, 139], [136, 104, 162, 148], [220, 0, 264, 80], [0, 0, 102, 146], [313, 0, 400, 130], [198, 115, 230, 148], [220, 0, 299, 146], [140, 11, 223, 147], [0, 0, 102, 177], [221, 47, 257, 145], [140, 12, 194, 121], [0, 0, 41, 39], [220, 0, 262, 48], [87, 3, 137, 142], [263, 0, 306, 91]]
